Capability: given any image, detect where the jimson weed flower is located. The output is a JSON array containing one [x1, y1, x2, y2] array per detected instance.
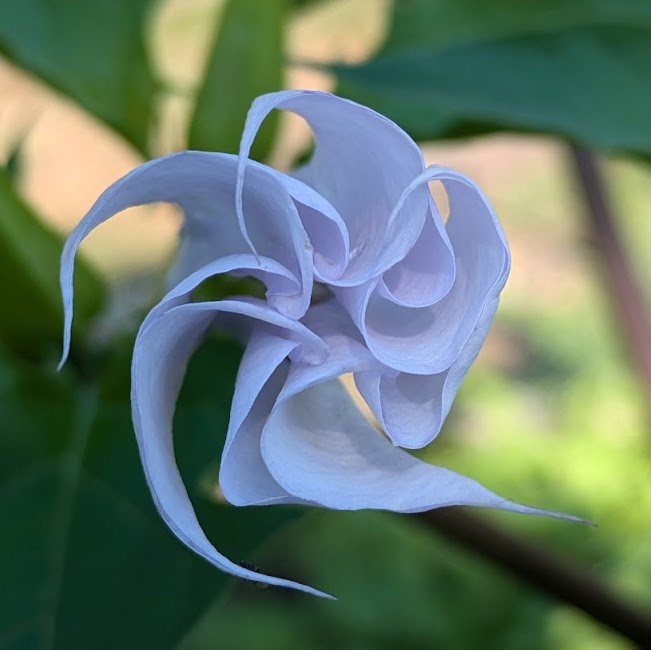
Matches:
[[60, 91, 577, 597]]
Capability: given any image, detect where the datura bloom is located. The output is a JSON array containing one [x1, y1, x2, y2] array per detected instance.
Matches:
[[60, 91, 577, 598]]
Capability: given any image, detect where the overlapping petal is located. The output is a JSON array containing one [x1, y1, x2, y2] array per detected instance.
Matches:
[[221, 301, 579, 518], [355, 297, 502, 448], [58, 90, 581, 598], [338, 166, 509, 377], [237, 90, 431, 285], [60, 151, 313, 366], [131, 261, 329, 598]]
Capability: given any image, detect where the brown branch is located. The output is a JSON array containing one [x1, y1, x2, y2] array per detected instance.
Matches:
[[414, 508, 651, 648], [569, 146, 651, 410]]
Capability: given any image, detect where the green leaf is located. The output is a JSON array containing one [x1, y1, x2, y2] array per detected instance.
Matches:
[[0, 169, 104, 361], [334, 1, 651, 155], [382, 0, 651, 51], [0, 336, 301, 650], [189, 0, 287, 160], [0, 0, 157, 153]]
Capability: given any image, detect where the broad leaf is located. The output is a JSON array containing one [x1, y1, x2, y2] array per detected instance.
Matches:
[[0, 170, 104, 360], [382, 0, 651, 50], [0, 336, 301, 650], [0, 0, 157, 153], [335, 1, 651, 155], [189, 0, 286, 161]]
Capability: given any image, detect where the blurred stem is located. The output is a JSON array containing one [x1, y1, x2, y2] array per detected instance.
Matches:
[[415, 508, 651, 648], [569, 146, 651, 418]]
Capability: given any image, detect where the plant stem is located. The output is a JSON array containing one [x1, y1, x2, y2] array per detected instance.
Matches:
[[414, 508, 651, 648], [569, 146, 651, 413]]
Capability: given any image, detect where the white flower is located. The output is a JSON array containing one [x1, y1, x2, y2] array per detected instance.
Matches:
[[60, 91, 578, 598]]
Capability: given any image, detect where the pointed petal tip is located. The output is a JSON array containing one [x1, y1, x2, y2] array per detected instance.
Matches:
[[500, 499, 593, 527], [303, 586, 337, 601], [57, 345, 70, 372], [249, 571, 335, 600]]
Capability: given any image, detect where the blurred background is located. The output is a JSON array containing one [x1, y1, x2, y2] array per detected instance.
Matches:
[[1, 1, 651, 648]]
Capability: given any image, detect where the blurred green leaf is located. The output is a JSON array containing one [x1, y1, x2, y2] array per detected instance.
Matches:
[[382, 0, 651, 51], [0, 335, 302, 650], [0, 0, 156, 153], [0, 169, 104, 360], [189, 0, 286, 160], [335, 1, 651, 154]]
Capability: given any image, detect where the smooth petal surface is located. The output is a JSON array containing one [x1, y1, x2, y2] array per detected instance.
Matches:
[[265, 170, 350, 283], [220, 299, 377, 506], [237, 90, 431, 284], [263, 376, 578, 520], [60, 151, 312, 365], [351, 166, 510, 375], [261, 300, 579, 519], [219, 331, 298, 507], [132, 295, 331, 597], [378, 199, 455, 308], [355, 299, 503, 449]]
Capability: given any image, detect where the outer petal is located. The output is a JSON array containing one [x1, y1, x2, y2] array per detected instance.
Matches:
[[263, 378, 579, 520], [260, 300, 581, 519], [237, 90, 430, 284], [60, 151, 312, 366], [131, 296, 331, 597], [342, 166, 510, 375]]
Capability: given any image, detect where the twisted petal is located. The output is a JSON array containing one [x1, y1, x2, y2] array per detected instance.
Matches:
[[60, 151, 312, 366], [378, 199, 454, 308], [355, 297, 501, 448], [338, 166, 509, 376], [255, 302, 578, 519], [237, 90, 430, 285], [131, 276, 330, 597], [220, 301, 578, 523]]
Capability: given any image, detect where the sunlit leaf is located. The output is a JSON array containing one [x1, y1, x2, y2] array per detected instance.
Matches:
[[0, 0, 157, 152], [189, 0, 286, 160]]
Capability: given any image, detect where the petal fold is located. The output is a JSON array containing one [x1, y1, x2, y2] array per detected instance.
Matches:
[[60, 151, 312, 366], [131, 295, 332, 597], [237, 90, 430, 285], [357, 166, 510, 375]]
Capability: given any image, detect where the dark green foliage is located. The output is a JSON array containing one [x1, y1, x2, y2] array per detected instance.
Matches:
[[0, 169, 104, 361], [0, 338, 302, 649], [335, 0, 651, 155]]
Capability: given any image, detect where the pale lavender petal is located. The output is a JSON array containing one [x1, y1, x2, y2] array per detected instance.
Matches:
[[357, 296, 503, 449], [219, 331, 298, 507], [265, 170, 350, 283], [60, 151, 312, 366], [131, 297, 332, 597], [147, 255, 295, 325], [220, 300, 378, 506], [237, 90, 430, 284], [378, 200, 455, 308], [354, 368, 446, 449], [356, 166, 510, 375], [262, 378, 581, 521]]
